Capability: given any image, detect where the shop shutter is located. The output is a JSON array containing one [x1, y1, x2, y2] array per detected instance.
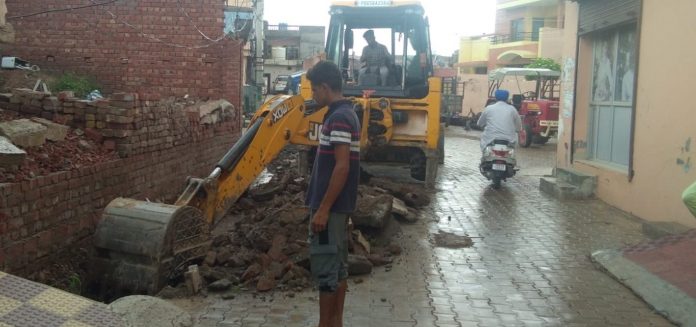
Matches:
[[578, 0, 640, 35]]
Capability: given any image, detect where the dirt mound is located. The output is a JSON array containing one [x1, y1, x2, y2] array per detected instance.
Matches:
[[0, 126, 119, 183], [193, 148, 429, 294]]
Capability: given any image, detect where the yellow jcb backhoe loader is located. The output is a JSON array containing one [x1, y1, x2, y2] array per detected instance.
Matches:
[[93, 0, 444, 294]]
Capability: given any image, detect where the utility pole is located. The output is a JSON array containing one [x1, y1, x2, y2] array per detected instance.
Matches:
[[254, 0, 265, 94]]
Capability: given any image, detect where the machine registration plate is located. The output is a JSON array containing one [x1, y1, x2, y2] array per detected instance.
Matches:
[[493, 163, 506, 171], [357, 0, 392, 6]]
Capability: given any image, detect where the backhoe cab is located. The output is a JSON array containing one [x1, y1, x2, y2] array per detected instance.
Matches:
[[328, 0, 433, 98], [310, 0, 443, 182]]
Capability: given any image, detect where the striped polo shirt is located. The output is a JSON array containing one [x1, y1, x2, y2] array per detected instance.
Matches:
[[305, 99, 361, 213]]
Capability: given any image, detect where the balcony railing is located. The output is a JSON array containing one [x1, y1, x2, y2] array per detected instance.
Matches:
[[267, 24, 301, 31], [491, 32, 539, 45]]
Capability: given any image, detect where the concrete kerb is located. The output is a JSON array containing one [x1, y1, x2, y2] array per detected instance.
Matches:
[[591, 249, 696, 326]]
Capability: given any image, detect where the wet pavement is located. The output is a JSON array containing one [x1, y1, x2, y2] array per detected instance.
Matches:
[[170, 127, 673, 326]]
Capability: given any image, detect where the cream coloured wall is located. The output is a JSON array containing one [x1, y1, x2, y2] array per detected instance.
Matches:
[[556, 1, 578, 169], [459, 73, 538, 116], [559, 0, 696, 227], [538, 27, 563, 62], [0, 0, 6, 26]]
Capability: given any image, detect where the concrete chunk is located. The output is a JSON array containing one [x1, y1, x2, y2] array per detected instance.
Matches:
[[189, 100, 234, 125], [0, 119, 47, 148], [30, 117, 69, 142], [0, 136, 26, 168], [391, 198, 409, 217]]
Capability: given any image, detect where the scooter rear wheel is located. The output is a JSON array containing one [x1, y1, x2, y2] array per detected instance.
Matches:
[[492, 176, 502, 189]]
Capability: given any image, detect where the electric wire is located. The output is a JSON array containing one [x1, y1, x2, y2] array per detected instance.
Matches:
[[7, 0, 119, 19]]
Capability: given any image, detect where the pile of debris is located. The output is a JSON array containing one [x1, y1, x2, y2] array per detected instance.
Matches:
[[0, 109, 119, 183], [186, 148, 431, 296]]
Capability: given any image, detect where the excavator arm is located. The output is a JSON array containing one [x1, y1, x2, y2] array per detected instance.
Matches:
[[174, 95, 319, 224], [93, 95, 325, 294]]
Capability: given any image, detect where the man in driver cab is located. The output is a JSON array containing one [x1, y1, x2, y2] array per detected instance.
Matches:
[[359, 30, 391, 86]]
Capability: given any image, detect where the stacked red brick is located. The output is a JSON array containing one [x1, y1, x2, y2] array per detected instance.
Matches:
[[3, 0, 243, 107], [1, 89, 240, 157]]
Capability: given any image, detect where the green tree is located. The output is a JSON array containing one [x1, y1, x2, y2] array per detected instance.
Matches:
[[525, 58, 561, 80]]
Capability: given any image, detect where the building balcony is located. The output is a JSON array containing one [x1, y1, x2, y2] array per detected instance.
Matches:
[[264, 58, 303, 66], [491, 32, 540, 45], [497, 0, 559, 10], [457, 27, 563, 71]]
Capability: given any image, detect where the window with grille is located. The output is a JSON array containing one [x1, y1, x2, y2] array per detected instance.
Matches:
[[286, 47, 299, 60]]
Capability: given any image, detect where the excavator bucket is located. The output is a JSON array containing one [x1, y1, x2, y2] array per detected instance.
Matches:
[[93, 198, 210, 294]]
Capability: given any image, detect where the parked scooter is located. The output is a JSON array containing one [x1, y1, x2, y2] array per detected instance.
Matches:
[[480, 139, 518, 188]]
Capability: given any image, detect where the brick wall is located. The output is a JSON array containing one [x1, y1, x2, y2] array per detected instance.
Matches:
[[0, 92, 242, 275], [0, 121, 240, 275], [2, 0, 243, 108]]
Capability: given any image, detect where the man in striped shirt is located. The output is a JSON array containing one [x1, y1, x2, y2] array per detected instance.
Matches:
[[305, 60, 361, 327]]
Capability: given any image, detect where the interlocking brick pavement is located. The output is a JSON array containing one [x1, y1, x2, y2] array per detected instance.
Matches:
[[0, 271, 125, 327], [172, 128, 672, 326]]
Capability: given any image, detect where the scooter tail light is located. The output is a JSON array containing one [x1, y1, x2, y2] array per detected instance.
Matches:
[[492, 150, 509, 157]]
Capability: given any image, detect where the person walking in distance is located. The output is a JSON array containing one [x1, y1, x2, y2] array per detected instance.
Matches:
[[305, 60, 361, 327]]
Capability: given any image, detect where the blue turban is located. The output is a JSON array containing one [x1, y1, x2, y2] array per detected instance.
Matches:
[[495, 89, 509, 101]]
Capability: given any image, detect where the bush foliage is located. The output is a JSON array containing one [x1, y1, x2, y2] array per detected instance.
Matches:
[[52, 73, 100, 98]]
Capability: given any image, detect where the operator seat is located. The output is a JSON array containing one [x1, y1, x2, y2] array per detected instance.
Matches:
[[511, 94, 524, 111]]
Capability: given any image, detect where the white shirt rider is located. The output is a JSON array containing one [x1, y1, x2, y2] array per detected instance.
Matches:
[[477, 90, 522, 152]]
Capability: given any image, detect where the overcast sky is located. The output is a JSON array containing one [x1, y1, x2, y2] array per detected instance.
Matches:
[[263, 0, 497, 56]]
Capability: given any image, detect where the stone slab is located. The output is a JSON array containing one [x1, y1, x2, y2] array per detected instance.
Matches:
[[0, 136, 26, 168], [0, 118, 47, 148], [30, 117, 69, 142], [109, 295, 192, 327]]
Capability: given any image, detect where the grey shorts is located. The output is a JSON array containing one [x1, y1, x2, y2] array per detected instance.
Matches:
[[308, 210, 349, 293]]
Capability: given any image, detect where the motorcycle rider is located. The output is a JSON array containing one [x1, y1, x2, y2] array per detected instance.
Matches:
[[477, 89, 522, 152]]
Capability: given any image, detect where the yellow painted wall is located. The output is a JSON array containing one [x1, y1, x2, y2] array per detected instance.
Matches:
[[459, 37, 491, 64], [559, 0, 696, 227], [496, 3, 559, 36]]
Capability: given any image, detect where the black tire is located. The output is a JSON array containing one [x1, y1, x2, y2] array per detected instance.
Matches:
[[533, 135, 550, 145], [519, 124, 533, 148], [437, 125, 445, 165], [492, 175, 502, 189], [410, 152, 426, 181]]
